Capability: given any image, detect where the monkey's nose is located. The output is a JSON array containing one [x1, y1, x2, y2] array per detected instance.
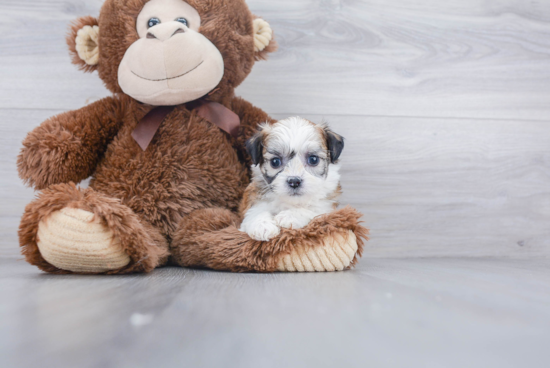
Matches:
[[287, 177, 302, 189], [146, 23, 186, 42]]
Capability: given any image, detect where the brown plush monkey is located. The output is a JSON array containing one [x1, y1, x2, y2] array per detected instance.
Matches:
[[17, 0, 368, 274]]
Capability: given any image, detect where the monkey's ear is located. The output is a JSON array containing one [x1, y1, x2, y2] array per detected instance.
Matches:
[[67, 16, 100, 73], [253, 18, 277, 61], [324, 127, 345, 163], [245, 131, 264, 166]]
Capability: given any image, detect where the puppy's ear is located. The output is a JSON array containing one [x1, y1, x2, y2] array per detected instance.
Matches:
[[324, 127, 345, 163], [67, 16, 100, 73], [245, 131, 264, 165]]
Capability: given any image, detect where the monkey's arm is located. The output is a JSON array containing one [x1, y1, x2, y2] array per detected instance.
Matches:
[[231, 97, 276, 157], [18, 97, 126, 190]]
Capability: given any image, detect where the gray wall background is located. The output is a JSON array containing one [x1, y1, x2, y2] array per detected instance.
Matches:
[[1, 0, 548, 258]]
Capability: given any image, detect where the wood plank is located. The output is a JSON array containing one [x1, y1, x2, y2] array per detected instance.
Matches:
[[273, 113, 550, 259], [1, 0, 550, 119], [1, 257, 550, 368], [2, 110, 549, 258]]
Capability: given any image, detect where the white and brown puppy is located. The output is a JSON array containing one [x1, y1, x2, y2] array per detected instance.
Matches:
[[239, 117, 345, 241]]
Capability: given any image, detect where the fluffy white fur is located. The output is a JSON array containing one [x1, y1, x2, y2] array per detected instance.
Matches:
[[240, 117, 342, 241]]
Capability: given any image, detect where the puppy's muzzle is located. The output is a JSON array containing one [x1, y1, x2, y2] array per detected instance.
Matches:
[[287, 177, 302, 189]]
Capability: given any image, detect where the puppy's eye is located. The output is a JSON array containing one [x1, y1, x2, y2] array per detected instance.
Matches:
[[270, 158, 282, 168], [175, 17, 188, 27], [148, 18, 161, 28], [308, 155, 320, 166]]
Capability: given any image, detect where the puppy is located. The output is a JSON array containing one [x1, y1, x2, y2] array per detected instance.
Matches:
[[239, 117, 345, 241]]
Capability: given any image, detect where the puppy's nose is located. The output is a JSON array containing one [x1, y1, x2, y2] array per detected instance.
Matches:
[[287, 177, 302, 189]]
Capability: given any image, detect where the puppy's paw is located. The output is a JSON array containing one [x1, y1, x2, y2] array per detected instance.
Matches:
[[245, 220, 281, 241], [274, 211, 311, 230]]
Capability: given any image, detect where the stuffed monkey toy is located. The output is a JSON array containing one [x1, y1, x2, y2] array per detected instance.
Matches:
[[17, 0, 368, 274]]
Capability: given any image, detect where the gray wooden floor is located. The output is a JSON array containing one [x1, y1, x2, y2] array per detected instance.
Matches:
[[2, 258, 550, 368], [1, 0, 550, 367]]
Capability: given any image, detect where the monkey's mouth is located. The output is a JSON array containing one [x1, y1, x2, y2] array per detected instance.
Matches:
[[131, 60, 204, 82]]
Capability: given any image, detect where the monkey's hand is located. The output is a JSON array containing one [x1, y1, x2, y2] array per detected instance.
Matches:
[[17, 97, 124, 189]]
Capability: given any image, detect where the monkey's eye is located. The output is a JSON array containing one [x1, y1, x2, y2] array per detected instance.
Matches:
[[148, 18, 161, 28], [175, 17, 188, 27], [270, 158, 282, 169], [308, 155, 320, 166]]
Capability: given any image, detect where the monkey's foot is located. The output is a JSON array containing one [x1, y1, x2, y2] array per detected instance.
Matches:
[[171, 206, 367, 273], [37, 207, 130, 273], [276, 231, 358, 272]]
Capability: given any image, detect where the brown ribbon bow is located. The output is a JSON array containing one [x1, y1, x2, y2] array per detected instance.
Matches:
[[132, 101, 241, 151]]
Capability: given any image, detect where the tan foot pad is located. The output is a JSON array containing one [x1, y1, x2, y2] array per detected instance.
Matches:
[[37, 207, 130, 273], [277, 231, 358, 272]]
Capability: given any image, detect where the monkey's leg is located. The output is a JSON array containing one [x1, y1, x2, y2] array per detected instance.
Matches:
[[171, 207, 368, 272], [19, 183, 169, 274]]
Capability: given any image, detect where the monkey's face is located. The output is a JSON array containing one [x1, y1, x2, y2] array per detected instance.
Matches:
[[67, 0, 277, 105], [118, 0, 224, 106]]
